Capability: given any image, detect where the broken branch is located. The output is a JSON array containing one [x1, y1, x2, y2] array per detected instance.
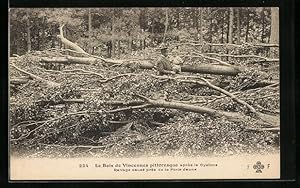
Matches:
[[10, 64, 60, 87]]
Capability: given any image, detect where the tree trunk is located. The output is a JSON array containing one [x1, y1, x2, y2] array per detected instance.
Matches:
[[261, 8, 265, 43], [88, 8, 92, 54], [180, 64, 241, 76], [208, 8, 213, 52], [236, 8, 241, 44], [245, 8, 250, 42], [208, 8, 213, 43], [221, 11, 225, 43], [107, 42, 112, 58], [114, 95, 279, 127], [228, 8, 234, 44], [57, 25, 87, 54], [128, 33, 132, 54], [111, 9, 115, 58], [270, 7, 279, 58], [194, 8, 199, 40], [41, 56, 242, 76], [270, 7, 279, 44], [162, 8, 169, 43], [198, 8, 203, 43], [16, 28, 21, 54], [226, 8, 234, 61], [151, 18, 154, 46], [10, 78, 30, 85], [176, 8, 180, 29], [117, 40, 121, 58], [139, 40, 142, 50], [26, 11, 31, 52]]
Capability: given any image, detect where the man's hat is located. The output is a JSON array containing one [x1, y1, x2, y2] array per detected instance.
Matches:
[[157, 43, 168, 50]]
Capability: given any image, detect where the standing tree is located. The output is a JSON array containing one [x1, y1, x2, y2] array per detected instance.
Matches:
[[162, 8, 169, 43], [198, 8, 203, 43], [269, 7, 279, 58], [88, 8, 92, 53], [111, 9, 116, 58], [236, 8, 241, 44], [26, 10, 31, 52], [270, 7, 279, 44], [228, 8, 234, 44], [261, 8, 265, 43], [245, 8, 250, 42]]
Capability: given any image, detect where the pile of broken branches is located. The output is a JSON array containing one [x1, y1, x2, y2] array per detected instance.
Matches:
[[9, 31, 280, 158]]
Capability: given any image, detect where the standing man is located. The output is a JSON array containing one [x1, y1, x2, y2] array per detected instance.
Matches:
[[156, 43, 181, 75]]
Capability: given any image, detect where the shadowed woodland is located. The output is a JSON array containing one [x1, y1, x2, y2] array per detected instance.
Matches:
[[9, 8, 280, 158]]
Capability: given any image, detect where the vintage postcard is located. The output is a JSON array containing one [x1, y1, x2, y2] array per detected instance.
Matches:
[[9, 7, 280, 180]]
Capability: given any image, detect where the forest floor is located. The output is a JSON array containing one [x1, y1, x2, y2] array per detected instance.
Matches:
[[9, 46, 280, 158]]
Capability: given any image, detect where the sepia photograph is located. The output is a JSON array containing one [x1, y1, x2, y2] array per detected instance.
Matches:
[[9, 7, 280, 180]]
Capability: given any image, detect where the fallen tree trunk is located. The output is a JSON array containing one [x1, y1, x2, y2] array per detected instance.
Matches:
[[40, 55, 241, 76], [149, 77, 279, 127], [10, 64, 60, 87], [200, 78, 257, 113], [10, 78, 30, 85], [41, 56, 96, 65], [106, 95, 279, 127], [241, 80, 279, 90], [180, 64, 241, 75]]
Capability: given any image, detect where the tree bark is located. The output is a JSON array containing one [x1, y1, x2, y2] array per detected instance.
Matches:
[[198, 8, 203, 43], [228, 8, 234, 44], [208, 8, 213, 53], [221, 11, 225, 43], [208, 8, 213, 43], [37, 28, 41, 51], [150, 18, 154, 45], [122, 95, 279, 127], [176, 8, 180, 29], [181, 64, 241, 75], [57, 25, 87, 54], [226, 8, 234, 61], [88, 8, 92, 54], [261, 8, 265, 43], [236, 8, 241, 44], [26, 11, 31, 52], [128, 33, 132, 54], [41, 56, 96, 65], [194, 8, 199, 40], [270, 7, 279, 58], [16, 28, 21, 54], [117, 40, 121, 58], [245, 8, 250, 42], [10, 78, 30, 85], [162, 8, 169, 43], [270, 7, 279, 44], [111, 10, 115, 58], [40, 56, 242, 76]]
